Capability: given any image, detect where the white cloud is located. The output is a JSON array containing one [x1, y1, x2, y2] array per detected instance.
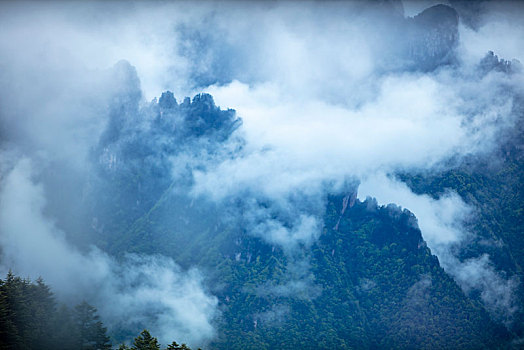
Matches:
[[0, 0, 522, 334], [0, 158, 217, 347], [458, 2, 524, 66]]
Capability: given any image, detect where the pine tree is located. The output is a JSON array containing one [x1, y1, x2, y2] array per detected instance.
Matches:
[[74, 301, 112, 350], [29, 277, 56, 350], [0, 276, 17, 350], [166, 341, 192, 350], [93, 319, 112, 350], [53, 304, 79, 350], [166, 341, 180, 350], [0, 273, 112, 350], [132, 329, 160, 350], [2, 271, 28, 348]]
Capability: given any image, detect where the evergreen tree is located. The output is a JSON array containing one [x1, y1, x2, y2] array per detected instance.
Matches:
[[132, 329, 160, 350], [166, 341, 180, 350], [92, 320, 112, 350], [166, 341, 192, 350], [53, 304, 79, 350], [29, 277, 56, 349], [1, 271, 29, 348], [0, 272, 112, 350], [74, 301, 112, 350], [0, 275, 17, 350]]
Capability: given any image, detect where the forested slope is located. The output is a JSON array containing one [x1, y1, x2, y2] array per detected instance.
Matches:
[[399, 82, 524, 338], [1, 2, 522, 349]]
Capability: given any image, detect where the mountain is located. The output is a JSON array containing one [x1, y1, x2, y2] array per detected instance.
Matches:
[[66, 54, 520, 347], [1, 2, 522, 348], [398, 64, 524, 338], [405, 4, 459, 71], [210, 195, 509, 349]]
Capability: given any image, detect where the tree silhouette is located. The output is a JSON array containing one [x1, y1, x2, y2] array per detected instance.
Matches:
[[132, 329, 160, 350]]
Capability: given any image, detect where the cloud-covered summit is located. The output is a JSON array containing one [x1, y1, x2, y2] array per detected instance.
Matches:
[[0, 0, 523, 346]]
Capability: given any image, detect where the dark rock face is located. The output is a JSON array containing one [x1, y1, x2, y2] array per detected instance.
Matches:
[[158, 91, 177, 110], [86, 61, 243, 247], [405, 4, 459, 71], [181, 93, 241, 139], [110, 60, 142, 109], [479, 51, 523, 75], [375, 4, 459, 73]]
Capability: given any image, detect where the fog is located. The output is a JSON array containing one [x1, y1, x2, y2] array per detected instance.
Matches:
[[0, 0, 523, 344], [0, 157, 217, 346]]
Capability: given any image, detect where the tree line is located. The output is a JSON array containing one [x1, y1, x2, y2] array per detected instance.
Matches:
[[118, 329, 197, 350], [0, 272, 197, 350], [0, 271, 110, 350]]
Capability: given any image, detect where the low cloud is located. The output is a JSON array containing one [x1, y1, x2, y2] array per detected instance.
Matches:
[[0, 0, 522, 337], [0, 157, 218, 347]]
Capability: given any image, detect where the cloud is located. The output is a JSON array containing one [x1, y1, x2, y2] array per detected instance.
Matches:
[[191, 65, 517, 255], [457, 1, 524, 67], [0, 0, 522, 336], [0, 1, 194, 101], [453, 254, 518, 325], [359, 172, 471, 248], [180, 2, 522, 319], [0, 157, 217, 347], [98, 255, 218, 346], [255, 258, 322, 301]]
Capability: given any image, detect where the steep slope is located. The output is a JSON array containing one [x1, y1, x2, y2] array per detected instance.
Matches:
[[398, 51, 524, 338], [399, 107, 523, 339], [54, 12, 519, 346], [100, 168, 510, 348], [82, 62, 242, 254], [207, 195, 508, 349], [405, 4, 459, 71], [76, 55, 518, 348]]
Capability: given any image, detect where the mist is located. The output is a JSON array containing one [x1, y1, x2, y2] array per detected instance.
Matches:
[[0, 157, 217, 346], [0, 0, 523, 345]]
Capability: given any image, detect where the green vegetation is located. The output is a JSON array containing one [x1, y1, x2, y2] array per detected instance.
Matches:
[[0, 273, 197, 350], [118, 329, 196, 350], [203, 196, 509, 349], [27, 70, 519, 348], [0, 272, 110, 350], [398, 106, 524, 338]]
